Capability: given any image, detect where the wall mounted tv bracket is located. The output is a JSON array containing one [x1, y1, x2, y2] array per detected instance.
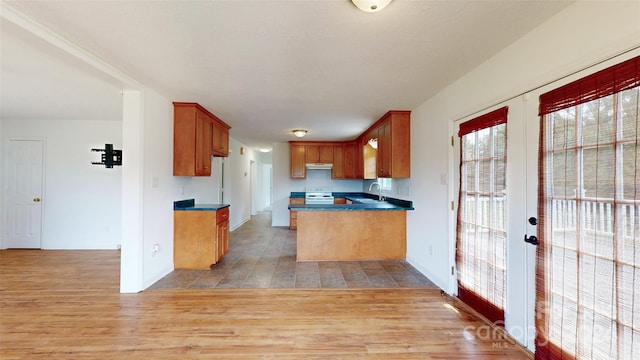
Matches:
[[91, 144, 122, 168]]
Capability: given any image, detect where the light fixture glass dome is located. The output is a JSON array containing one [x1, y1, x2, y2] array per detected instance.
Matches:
[[292, 129, 308, 138], [351, 0, 392, 13]]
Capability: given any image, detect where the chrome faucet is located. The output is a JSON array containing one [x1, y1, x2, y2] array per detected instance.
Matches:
[[368, 182, 382, 201]]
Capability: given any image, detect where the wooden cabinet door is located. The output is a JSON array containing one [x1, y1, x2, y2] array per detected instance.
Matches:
[[174, 211, 217, 269], [377, 121, 391, 178], [211, 119, 229, 157], [318, 145, 334, 163], [290, 144, 306, 179], [305, 144, 333, 163], [305, 145, 319, 163], [195, 110, 212, 176], [332, 144, 344, 179], [219, 126, 229, 156], [343, 142, 357, 179], [216, 220, 229, 262]]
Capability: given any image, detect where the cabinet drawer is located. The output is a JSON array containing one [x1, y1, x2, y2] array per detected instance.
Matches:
[[216, 208, 229, 223], [290, 210, 297, 219], [290, 218, 297, 229]]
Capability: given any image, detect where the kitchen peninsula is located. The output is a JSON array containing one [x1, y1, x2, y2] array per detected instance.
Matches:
[[288, 194, 413, 261]]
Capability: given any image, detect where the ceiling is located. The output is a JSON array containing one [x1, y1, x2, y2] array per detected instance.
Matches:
[[1, 0, 573, 150]]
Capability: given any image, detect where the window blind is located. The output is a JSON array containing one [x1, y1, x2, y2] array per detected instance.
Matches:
[[536, 55, 640, 360], [456, 106, 508, 325]]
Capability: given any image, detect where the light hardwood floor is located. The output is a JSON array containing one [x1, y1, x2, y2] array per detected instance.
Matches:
[[0, 250, 532, 359]]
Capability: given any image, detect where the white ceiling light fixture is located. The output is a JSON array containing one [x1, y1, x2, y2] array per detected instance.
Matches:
[[292, 129, 308, 138], [259, 148, 272, 153], [351, 0, 393, 13]]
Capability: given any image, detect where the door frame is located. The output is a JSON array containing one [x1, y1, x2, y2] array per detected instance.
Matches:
[[1, 137, 46, 249]]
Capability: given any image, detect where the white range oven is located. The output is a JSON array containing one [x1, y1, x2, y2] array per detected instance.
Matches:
[[304, 186, 334, 205]]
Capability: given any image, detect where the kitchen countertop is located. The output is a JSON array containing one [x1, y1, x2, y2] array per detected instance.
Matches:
[[288, 193, 413, 211], [174, 199, 230, 211]]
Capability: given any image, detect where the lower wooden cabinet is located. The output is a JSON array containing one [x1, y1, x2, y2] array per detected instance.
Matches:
[[174, 207, 230, 269], [289, 198, 304, 229]]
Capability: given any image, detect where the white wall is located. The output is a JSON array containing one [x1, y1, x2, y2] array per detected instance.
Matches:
[[406, 0, 640, 297], [404, 1, 639, 350], [271, 142, 364, 227], [1, 119, 122, 249]]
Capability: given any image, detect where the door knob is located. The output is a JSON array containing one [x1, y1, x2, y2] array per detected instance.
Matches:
[[33, 198, 41, 202], [524, 234, 539, 246]]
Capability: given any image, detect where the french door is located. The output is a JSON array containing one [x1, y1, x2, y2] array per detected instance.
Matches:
[[536, 56, 640, 360], [455, 107, 508, 324]]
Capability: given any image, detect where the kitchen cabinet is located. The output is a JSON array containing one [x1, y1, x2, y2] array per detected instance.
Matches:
[[216, 207, 230, 262], [174, 207, 229, 269], [332, 142, 357, 179], [211, 116, 230, 157], [288, 110, 410, 180], [372, 111, 411, 178], [305, 144, 334, 163], [173, 102, 231, 176], [174, 103, 213, 176], [289, 197, 305, 229], [334, 198, 346, 204], [290, 144, 306, 179]]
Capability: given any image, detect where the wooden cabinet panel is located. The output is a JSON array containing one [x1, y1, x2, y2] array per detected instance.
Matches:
[[174, 207, 230, 269], [334, 198, 347, 204], [377, 121, 391, 178], [195, 111, 213, 176], [211, 117, 230, 157], [343, 142, 357, 179], [332, 142, 357, 179], [290, 144, 306, 179], [305, 144, 333, 163], [332, 145, 344, 179], [216, 207, 230, 262]]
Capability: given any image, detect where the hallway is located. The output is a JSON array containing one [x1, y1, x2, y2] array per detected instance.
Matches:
[[150, 211, 436, 290]]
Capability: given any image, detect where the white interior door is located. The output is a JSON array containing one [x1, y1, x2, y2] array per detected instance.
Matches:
[[4, 139, 44, 248]]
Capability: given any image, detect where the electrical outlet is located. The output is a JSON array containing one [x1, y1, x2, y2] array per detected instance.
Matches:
[[152, 244, 160, 254]]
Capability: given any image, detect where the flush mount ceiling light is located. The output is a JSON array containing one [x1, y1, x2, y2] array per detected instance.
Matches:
[[292, 129, 308, 138], [259, 148, 272, 153], [351, 0, 392, 13]]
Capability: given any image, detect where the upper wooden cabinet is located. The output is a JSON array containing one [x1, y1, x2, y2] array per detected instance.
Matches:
[[333, 142, 357, 179], [374, 111, 410, 178], [173, 103, 212, 176], [211, 116, 230, 157], [288, 110, 410, 180], [305, 144, 333, 163], [173, 102, 231, 176], [290, 144, 306, 179]]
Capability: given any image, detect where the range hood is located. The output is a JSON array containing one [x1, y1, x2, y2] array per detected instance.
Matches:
[[306, 163, 333, 170]]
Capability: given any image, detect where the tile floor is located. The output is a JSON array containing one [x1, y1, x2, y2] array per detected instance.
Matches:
[[149, 211, 436, 290]]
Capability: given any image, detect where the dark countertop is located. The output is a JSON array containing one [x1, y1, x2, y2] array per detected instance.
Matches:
[[288, 193, 413, 211], [174, 199, 230, 211]]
